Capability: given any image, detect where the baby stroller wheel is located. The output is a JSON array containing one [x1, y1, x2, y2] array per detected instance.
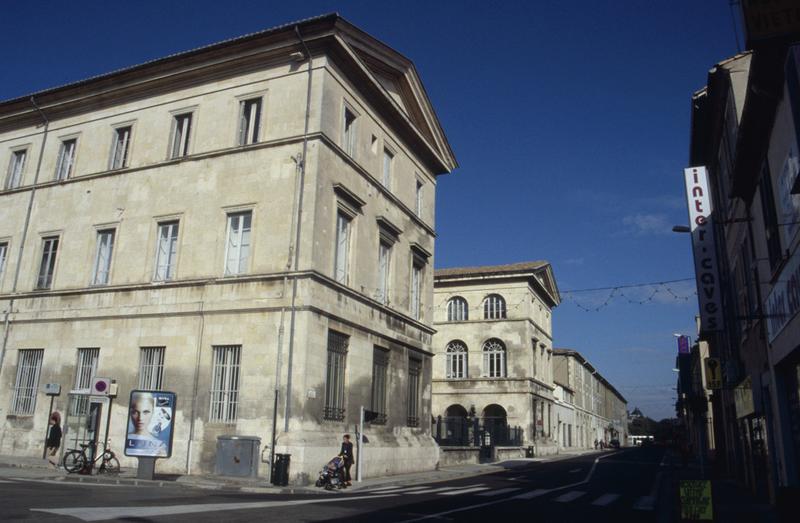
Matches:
[[324, 483, 334, 491]]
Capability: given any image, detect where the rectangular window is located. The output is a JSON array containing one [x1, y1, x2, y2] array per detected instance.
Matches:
[[224, 211, 252, 276], [382, 149, 393, 188], [334, 211, 352, 284], [407, 357, 421, 427], [91, 229, 115, 285], [70, 348, 99, 416], [209, 345, 241, 423], [343, 106, 356, 156], [370, 347, 389, 424], [6, 149, 26, 189], [10, 349, 43, 415], [170, 113, 192, 158], [238, 98, 262, 146], [0, 242, 7, 281], [760, 162, 782, 271], [415, 180, 423, 217], [55, 139, 77, 181], [410, 260, 423, 320], [377, 241, 391, 304], [110, 126, 132, 169], [154, 221, 179, 281], [36, 236, 59, 290], [324, 330, 349, 421], [138, 347, 165, 390]]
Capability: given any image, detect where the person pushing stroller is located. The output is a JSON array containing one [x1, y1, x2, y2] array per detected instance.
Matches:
[[338, 434, 354, 487]]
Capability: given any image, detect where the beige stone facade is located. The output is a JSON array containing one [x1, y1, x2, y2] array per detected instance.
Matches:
[[431, 262, 561, 455], [0, 14, 456, 483]]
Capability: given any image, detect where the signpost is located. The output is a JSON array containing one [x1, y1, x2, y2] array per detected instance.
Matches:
[[680, 480, 713, 520], [41, 383, 61, 459]]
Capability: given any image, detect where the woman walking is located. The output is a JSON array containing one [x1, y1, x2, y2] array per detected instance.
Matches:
[[45, 412, 62, 468]]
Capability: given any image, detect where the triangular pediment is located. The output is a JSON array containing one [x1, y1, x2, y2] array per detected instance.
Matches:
[[534, 265, 561, 307]]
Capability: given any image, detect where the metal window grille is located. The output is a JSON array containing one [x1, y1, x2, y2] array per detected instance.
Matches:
[[343, 107, 356, 156], [334, 212, 351, 284], [377, 241, 391, 304], [370, 348, 389, 424], [324, 331, 348, 421], [382, 149, 393, 188], [0, 242, 7, 280], [238, 99, 262, 146], [11, 349, 43, 415], [447, 297, 468, 321], [55, 139, 76, 181], [411, 262, 422, 320], [92, 229, 115, 285], [154, 221, 179, 281], [138, 347, 165, 390], [224, 212, 252, 276], [483, 294, 507, 319], [446, 341, 467, 379], [407, 358, 422, 427], [6, 149, 26, 189], [36, 236, 59, 289], [482, 339, 506, 378], [209, 345, 241, 423], [110, 126, 131, 169], [170, 113, 192, 158], [70, 348, 99, 416]]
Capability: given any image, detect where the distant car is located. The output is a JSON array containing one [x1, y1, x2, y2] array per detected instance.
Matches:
[[609, 439, 620, 449]]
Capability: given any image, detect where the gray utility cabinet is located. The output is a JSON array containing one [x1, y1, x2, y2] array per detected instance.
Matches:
[[214, 435, 261, 477]]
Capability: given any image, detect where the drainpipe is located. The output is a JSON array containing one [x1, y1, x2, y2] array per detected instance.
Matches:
[[0, 97, 50, 373], [269, 25, 313, 476]]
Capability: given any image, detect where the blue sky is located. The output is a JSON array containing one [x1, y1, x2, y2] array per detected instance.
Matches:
[[1, 1, 742, 420]]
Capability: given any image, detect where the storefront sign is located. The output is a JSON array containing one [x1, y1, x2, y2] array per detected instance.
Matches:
[[734, 377, 755, 418], [677, 335, 690, 354], [766, 248, 800, 342], [680, 480, 713, 520], [704, 357, 722, 390], [124, 390, 176, 458], [741, 1, 800, 44], [684, 166, 722, 331]]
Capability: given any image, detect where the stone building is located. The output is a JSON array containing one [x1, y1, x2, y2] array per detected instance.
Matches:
[[552, 349, 628, 448], [0, 14, 456, 483], [431, 262, 561, 457]]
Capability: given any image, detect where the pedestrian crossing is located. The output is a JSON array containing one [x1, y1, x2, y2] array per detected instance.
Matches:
[[363, 483, 655, 510]]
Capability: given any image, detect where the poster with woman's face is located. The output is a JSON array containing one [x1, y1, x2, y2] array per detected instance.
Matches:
[[124, 390, 176, 458]]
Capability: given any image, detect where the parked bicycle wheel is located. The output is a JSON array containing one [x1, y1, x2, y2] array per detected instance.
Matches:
[[99, 454, 120, 475], [62, 450, 85, 473]]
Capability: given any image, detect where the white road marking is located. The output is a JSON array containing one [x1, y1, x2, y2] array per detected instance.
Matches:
[[633, 495, 656, 511], [438, 486, 490, 496], [513, 489, 551, 500], [367, 486, 404, 492], [591, 493, 620, 506], [476, 487, 520, 497], [405, 487, 466, 495], [553, 490, 586, 503], [32, 493, 399, 521], [569, 468, 582, 473], [390, 486, 432, 493], [0, 479, 13, 483], [10, 478, 128, 488]]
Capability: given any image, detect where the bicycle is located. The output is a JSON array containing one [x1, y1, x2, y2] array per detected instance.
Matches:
[[62, 443, 120, 474]]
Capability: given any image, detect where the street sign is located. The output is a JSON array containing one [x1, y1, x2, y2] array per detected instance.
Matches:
[[704, 358, 722, 390], [43, 383, 61, 396], [91, 377, 112, 396], [677, 335, 690, 354], [680, 480, 713, 520]]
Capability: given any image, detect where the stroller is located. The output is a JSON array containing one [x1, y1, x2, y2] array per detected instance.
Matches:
[[315, 456, 345, 490]]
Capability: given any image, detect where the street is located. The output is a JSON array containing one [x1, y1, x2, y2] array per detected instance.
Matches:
[[0, 447, 667, 522]]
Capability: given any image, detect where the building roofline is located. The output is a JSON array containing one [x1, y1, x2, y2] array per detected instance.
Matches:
[[553, 348, 627, 404]]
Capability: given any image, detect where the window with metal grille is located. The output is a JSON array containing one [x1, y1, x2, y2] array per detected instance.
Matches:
[[343, 106, 356, 157], [110, 126, 131, 169], [224, 211, 251, 276], [55, 139, 77, 181], [0, 242, 7, 282], [446, 341, 467, 379], [377, 241, 391, 304], [382, 149, 393, 189], [138, 347, 165, 390], [238, 98, 262, 146], [370, 347, 389, 424], [11, 349, 43, 415], [483, 294, 506, 319], [209, 345, 241, 423], [154, 221, 179, 281], [407, 358, 421, 427], [324, 331, 348, 421], [170, 113, 192, 158], [70, 348, 99, 416], [92, 229, 115, 285], [6, 149, 26, 189], [447, 297, 468, 321], [482, 339, 506, 378], [334, 211, 352, 284], [36, 236, 59, 290]]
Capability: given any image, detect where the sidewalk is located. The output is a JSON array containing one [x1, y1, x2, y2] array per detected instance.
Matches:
[[0, 448, 601, 494]]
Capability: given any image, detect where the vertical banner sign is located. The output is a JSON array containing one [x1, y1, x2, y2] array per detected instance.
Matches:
[[677, 335, 690, 354], [684, 167, 722, 331], [680, 480, 713, 520]]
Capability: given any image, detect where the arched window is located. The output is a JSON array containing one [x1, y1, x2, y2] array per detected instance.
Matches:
[[483, 294, 506, 320], [482, 339, 506, 378], [447, 297, 468, 321], [446, 341, 468, 379]]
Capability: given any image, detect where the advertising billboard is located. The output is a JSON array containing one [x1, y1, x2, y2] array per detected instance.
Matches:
[[124, 390, 176, 458]]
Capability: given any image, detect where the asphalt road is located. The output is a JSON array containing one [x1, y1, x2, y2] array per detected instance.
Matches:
[[0, 447, 667, 522]]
